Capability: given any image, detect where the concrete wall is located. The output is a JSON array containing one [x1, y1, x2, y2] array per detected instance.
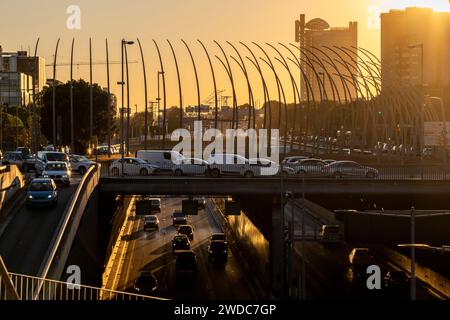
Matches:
[[0, 165, 25, 212]]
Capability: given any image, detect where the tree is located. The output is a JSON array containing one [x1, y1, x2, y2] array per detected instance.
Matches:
[[38, 80, 117, 153]]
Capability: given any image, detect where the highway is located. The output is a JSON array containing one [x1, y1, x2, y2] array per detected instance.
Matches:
[[105, 196, 257, 300], [285, 202, 442, 300], [0, 175, 83, 276]]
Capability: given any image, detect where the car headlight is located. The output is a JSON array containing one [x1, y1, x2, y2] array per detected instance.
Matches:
[[43, 175, 49, 178], [28, 195, 33, 199], [47, 194, 53, 199], [63, 174, 69, 178]]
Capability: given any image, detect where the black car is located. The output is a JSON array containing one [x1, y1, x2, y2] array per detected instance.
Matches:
[[133, 272, 158, 294], [173, 211, 187, 226], [177, 225, 194, 241], [176, 250, 197, 275], [208, 240, 228, 262], [172, 235, 191, 253], [384, 270, 410, 290]]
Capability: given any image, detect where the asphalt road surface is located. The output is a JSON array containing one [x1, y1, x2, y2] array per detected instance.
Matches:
[[111, 197, 256, 300], [0, 175, 83, 276]]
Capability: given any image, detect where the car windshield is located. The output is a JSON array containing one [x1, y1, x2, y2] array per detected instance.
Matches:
[[29, 182, 53, 191], [46, 153, 68, 162], [173, 212, 185, 218], [211, 234, 226, 241], [135, 158, 147, 164], [74, 156, 89, 162], [151, 200, 160, 205], [178, 226, 191, 233], [136, 275, 156, 287], [145, 216, 157, 221], [45, 163, 67, 171]]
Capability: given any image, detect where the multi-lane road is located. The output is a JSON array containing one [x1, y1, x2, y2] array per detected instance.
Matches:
[[105, 197, 257, 300], [0, 175, 83, 276]]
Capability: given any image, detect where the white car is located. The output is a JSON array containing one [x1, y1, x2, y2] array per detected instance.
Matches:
[[172, 158, 209, 176], [35, 151, 71, 176], [42, 161, 71, 186], [207, 153, 250, 177], [69, 155, 96, 175], [324, 161, 379, 179], [293, 158, 328, 176], [136, 150, 184, 172], [109, 157, 159, 176], [248, 158, 295, 177]]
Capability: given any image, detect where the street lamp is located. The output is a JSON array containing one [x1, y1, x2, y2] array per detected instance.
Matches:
[[118, 39, 134, 174]]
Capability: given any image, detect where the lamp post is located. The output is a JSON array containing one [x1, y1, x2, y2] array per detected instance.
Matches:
[[157, 71, 164, 142], [70, 38, 75, 154], [118, 39, 134, 174], [410, 206, 416, 300]]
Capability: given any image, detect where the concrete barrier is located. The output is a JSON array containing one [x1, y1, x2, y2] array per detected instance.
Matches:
[[0, 165, 25, 212]]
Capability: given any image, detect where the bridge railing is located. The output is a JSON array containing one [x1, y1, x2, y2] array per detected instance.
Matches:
[[35, 164, 101, 299], [1, 272, 166, 300], [99, 160, 450, 181]]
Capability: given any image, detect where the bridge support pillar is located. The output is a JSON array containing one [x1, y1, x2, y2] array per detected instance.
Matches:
[[269, 196, 285, 297]]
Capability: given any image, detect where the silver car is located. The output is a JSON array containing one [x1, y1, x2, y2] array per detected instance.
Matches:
[[109, 158, 159, 176], [42, 161, 71, 186], [172, 158, 209, 176], [324, 161, 379, 179], [69, 155, 96, 175], [293, 159, 327, 176]]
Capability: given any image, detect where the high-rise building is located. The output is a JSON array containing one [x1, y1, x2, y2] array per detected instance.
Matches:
[[381, 7, 450, 106], [296, 14, 358, 102]]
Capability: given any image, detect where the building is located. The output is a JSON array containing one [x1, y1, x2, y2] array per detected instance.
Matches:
[[0, 49, 32, 108], [381, 7, 450, 108], [296, 14, 358, 102]]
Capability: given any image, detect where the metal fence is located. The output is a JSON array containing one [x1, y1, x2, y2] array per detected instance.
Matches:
[[0, 272, 166, 301], [99, 159, 450, 181]]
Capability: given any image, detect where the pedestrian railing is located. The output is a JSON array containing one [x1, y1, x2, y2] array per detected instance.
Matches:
[[0, 272, 166, 300]]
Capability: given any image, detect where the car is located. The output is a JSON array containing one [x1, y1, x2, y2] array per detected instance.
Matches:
[[281, 156, 309, 168], [16, 147, 35, 171], [143, 215, 159, 231], [320, 225, 343, 242], [177, 225, 194, 241], [207, 153, 250, 178], [35, 151, 70, 176], [384, 270, 410, 290], [209, 233, 227, 245], [172, 158, 209, 176], [172, 235, 191, 253], [323, 159, 336, 164], [69, 155, 96, 175], [26, 178, 58, 207], [349, 248, 374, 268], [208, 240, 228, 263], [293, 158, 328, 176], [149, 198, 161, 213], [175, 250, 197, 275], [109, 157, 159, 176], [42, 161, 71, 186], [133, 272, 158, 294], [136, 150, 184, 172], [324, 161, 379, 179], [248, 158, 295, 177], [2, 151, 26, 171], [172, 211, 187, 227]]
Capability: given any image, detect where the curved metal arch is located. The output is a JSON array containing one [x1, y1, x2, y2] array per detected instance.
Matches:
[[31, 38, 40, 154], [124, 41, 131, 155], [259, 56, 288, 155], [227, 41, 255, 129], [280, 43, 316, 142], [198, 40, 218, 129], [214, 41, 238, 129], [52, 38, 61, 146], [167, 40, 183, 129], [266, 43, 301, 149], [181, 40, 201, 122], [105, 39, 111, 157], [137, 38, 149, 148], [152, 40, 167, 148], [240, 42, 271, 130], [230, 56, 255, 129], [252, 42, 283, 130], [70, 38, 75, 153]]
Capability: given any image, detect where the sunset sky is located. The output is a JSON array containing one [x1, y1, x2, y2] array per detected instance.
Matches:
[[1, 0, 449, 110]]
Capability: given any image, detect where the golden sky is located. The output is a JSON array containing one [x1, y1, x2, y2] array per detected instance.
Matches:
[[1, 0, 449, 110]]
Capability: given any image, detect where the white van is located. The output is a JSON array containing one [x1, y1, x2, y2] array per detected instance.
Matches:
[[136, 150, 184, 171], [207, 153, 252, 177]]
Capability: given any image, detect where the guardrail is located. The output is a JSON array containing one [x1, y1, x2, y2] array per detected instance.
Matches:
[[35, 164, 101, 299], [1, 272, 166, 300], [0, 164, 25, 212]]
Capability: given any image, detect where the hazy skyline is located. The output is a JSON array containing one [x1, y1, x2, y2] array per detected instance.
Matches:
[[1, 0, 449, 111]]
